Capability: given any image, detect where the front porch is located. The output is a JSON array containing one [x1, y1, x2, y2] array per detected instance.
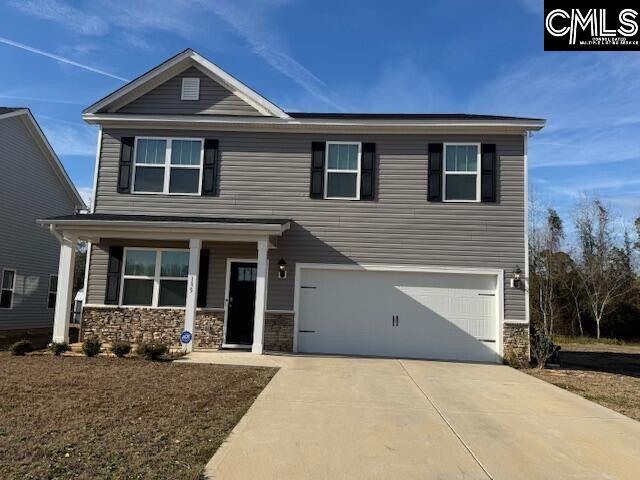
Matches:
[[39, 214, 292, 354]]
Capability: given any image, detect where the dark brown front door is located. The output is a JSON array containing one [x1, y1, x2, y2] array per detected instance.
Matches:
[[225, 262, 257, 345]]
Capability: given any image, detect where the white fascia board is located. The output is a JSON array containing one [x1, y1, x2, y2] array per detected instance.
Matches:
[[190, 52, 289, 119], [38, 218, 290, 235], [84, 49, 289, 119], [82, 113, 545, 132]]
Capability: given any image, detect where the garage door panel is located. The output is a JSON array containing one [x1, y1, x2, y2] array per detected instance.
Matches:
[[298, 268, 499, 363]]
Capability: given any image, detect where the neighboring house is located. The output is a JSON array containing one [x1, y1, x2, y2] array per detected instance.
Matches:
[[0, 107, 85, 346], [40, 49, 544, 363]]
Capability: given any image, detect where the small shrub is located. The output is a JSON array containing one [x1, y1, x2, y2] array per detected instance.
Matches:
[[136, 342, 168, 361], [531, 329, 560, 370], [82, 337, 102, 357], [110, 340, 132, 358], [10, 340, 34, 356], [48, 342, 70, 356]]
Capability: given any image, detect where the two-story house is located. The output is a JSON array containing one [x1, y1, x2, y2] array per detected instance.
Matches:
[[1, 107, 84, 346], [41, 49, 544, 363]]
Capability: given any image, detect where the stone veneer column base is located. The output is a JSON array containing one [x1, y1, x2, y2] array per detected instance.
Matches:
[[503, 322, 530, 366], [82, 307, 224, 349], [264, 312, 294, 352]]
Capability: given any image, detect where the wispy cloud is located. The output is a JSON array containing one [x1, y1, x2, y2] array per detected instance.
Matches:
[[469, 54, 640, 168], [38, 118, 97, 156], [8, 0, 108, 35], [205, 1, 345, 111], [0, 37, 129, 82], [8, 0, 343, 110], [0, 93, 83, 105], [77, 186, 93, 206], [515, 0, 543, 15]]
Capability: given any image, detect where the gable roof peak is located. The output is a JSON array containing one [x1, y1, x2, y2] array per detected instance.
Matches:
[[84, 49, 290, 119]]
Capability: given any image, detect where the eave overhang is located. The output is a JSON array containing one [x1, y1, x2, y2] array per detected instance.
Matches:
[[38, 215, 291, 243], [82, 113, 545, 135]]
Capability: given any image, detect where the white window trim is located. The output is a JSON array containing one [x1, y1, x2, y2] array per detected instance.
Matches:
[[324, 141, 361, 200], [132, 137, 204, 196], [1, 268, 16, 309], [119, 247, 190, 308], [442, 142, 481, 203], [48, 274, 58, 309]]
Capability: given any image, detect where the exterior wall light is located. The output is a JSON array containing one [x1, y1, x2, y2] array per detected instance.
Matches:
[[511, 266, 522, 289], [278, 258, 287, 279]]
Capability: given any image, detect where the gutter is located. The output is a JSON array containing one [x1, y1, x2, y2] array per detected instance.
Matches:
[[38, 218, 291, 234], [82, 113, 546, 132]]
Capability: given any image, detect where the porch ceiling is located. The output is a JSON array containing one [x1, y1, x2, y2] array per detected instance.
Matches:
[[38, 213, 291, 243]]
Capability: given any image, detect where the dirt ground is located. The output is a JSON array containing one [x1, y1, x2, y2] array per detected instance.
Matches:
[[0, 354, 276, 480], [527, 340, 640, 422]]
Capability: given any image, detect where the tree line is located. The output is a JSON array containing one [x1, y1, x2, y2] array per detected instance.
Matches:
[[529, 196, 640, 340]]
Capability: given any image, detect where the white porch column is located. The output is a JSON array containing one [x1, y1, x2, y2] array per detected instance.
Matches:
[[183, 238, 201, 352], [52, 235, 77, 343], [252, 238, 268, 354]]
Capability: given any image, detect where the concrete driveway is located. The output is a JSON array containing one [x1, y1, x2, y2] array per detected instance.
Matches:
[[182, 353, 640, 479]]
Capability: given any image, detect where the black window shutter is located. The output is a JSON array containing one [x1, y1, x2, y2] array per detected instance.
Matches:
[[427, 143, 443, 202], [105, 246, 123, 305], [202, 139, 220, 196], [360, 143, 376, 201], [481, 144, 497, 202], [197, 249, 210, 308], [117, 137, 134, 193], [310, 141, 326, 198]]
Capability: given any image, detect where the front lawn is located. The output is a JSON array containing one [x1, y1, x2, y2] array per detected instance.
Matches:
[[0, 355, 276, 479], [527, 340, 640, 422]]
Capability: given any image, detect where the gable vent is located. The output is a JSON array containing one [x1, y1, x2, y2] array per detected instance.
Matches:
[[181, 77, 200, 100]]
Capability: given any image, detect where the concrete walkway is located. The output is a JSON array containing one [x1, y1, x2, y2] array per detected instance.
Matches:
[[179, 352, 640, 479]]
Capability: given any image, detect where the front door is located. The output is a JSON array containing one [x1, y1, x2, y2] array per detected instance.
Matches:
[[225, 262, 258, 346]]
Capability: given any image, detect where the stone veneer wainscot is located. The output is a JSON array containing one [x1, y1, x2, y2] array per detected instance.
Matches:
[[503, 322, 530, 365], [82, 306, 295, 352]]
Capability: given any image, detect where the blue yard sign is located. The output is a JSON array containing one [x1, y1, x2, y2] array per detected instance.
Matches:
[[180, 331, 192, 344]]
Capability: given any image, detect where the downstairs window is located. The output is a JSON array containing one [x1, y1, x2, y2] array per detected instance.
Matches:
[[121, 249, 189, 307], [1, 269, 15, 309]]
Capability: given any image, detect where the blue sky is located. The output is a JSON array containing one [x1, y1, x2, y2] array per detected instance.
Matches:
[[1, 0, 639, 230]]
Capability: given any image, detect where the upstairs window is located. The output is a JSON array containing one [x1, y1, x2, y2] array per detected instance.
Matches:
[[181, 77, 200, 100], [48, 275, 58, 309], [121, 249, 189, 307], [443, 143, 480, 202], [325, 142, 361, 200], [132, 137, 203, 195], [1, 269, 16, 309]]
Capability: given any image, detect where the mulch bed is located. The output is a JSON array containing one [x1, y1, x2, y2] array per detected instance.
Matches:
[[0, 355, 276, 479]]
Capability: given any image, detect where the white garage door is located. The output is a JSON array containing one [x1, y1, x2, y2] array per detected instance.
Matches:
[[297, 268, 500, 363]]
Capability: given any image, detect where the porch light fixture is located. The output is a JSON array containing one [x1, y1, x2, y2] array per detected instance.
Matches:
[[278, 258, 287, 279], [511, 266, 522, 289]]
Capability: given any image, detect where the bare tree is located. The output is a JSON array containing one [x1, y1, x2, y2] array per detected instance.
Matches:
[[530, 207, 564, 336], [558, 252, 584, 336], [574, 198, 636, 339]]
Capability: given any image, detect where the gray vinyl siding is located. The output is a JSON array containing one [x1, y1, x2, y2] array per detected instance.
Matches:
[[91, 129, 526, 321], [117, 67, 262, 116], [0, 115, 77, 330]]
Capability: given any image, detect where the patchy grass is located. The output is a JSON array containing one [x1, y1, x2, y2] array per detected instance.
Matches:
[[553, 335, 640, 347], [528, 369, 640, 421], [526, 339, 640, 422], [0, 354, 276, 480]]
